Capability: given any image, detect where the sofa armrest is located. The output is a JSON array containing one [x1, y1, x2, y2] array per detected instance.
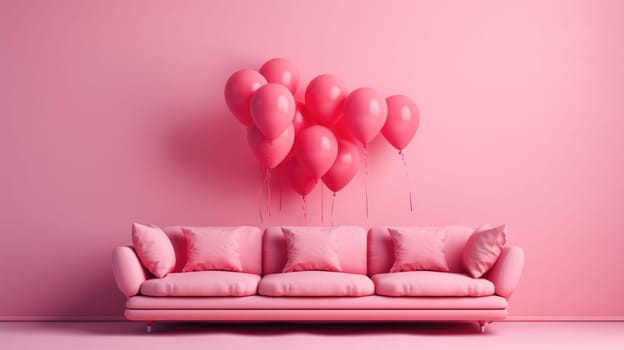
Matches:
[[112, 246, 147, 297], [485, 246, 525, 299]]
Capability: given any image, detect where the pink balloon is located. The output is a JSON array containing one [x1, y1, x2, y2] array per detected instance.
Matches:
[[343, 87, 388, 145], [382, 95, 420, 151], [224, 69, 267, 126], [288, 159, 318, 197], [332, 114, 363, 148], [292, 102, 313, 134], [250, 83, 296, 139], [284, 102, 315, 162], [259, 58, 300, 95], [322, 140, 361, 193], [295, 125, 338, 178], [304, 74, 348, 127], [247, 123, 295, 169]]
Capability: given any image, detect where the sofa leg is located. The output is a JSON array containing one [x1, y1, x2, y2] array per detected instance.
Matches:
[[478, 320, 486, 333], [146, 321, 153, 334]]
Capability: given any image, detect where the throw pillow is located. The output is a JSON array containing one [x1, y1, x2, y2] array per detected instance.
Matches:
[[132, 223, 176, 278], [389, 227, 450, 272], [182, 227, 244, 272], [462, 224, 507, 278], [282, 227, 342, 273]]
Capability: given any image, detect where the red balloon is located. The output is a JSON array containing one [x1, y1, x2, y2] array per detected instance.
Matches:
[[247, 123, 295, 169], [224, 69, 267, 126], [250, 84, 296, 139], [295, 125, 338, 178], [322, 140, 361, 193], [343, 87, 388, 145], [382, 95, 420, 151], [259, 58, 300, 95], [304, 74, 348, 127], [288, 159, 318, 197]]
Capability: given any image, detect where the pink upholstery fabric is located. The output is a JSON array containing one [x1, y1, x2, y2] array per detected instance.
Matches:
[[368, 226, 473, 275], [182, 227, 243, 272], [282, 227, 341, 272], [162, 225, 263, 275], [140, 271, 261, 297], [463, 224, 507, 278], [127, 294, 508, 310], [373, 271, 495, 297], [258, 271, 374, 296], [263, 226, 368, 275], [160, 226, 188, 272], [125, 308, 508, 322], [112, 246, 147, 297], [485, 246, 525, 299], [131, 223, 176, 278], [389, 227, 449, 272]]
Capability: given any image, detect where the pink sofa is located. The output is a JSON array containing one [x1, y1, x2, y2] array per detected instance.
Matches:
[[112, 226, 524, 333]]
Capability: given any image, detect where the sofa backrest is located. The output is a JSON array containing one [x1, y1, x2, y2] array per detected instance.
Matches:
[[162, 226, 263, 275], [263, 226, 368, 275], [367, 226, 473, 275]]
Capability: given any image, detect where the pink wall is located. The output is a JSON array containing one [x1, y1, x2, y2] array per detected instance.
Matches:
[[1, 0, 623, 319]]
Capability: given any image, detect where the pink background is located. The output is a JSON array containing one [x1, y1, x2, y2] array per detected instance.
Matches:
[[1, 0, 623, 319]]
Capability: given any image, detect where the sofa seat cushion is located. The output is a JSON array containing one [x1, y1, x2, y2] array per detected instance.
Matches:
[[373, 271, 494, 297], [258, 271, 374, 297], [126, 295, 508, 310], [140, 271, 260, 297]]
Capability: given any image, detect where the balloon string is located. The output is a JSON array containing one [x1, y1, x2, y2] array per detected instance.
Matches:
[[257, 168, 264, 223], [265, 168, 272, 217], [320, 184, 324, 224], [400, 150, 414, 212], [331, 192, 336, 227], [364, 146, 369, 219], [302, 196, 308, 225], [278, 166, 283, 212]]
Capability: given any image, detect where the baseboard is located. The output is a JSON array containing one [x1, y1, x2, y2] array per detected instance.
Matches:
[[506, 315, 624, 321], [0, 315, 125, 322], [1, 315, 623, 322]]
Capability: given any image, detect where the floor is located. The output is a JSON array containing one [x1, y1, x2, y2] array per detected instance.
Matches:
[[1, 321, 623, 350]]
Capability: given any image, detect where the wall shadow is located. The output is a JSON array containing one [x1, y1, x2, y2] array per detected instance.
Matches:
[[158, 101, 256, 192]]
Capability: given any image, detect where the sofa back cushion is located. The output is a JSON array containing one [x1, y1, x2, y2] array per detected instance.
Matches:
[[367, 226, 473, 275], [162, 226, 263, 275], [263, 226, 368, 275]]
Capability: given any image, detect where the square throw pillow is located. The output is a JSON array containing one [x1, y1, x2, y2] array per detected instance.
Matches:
[[132, 223, 176, 278], [462, 224, 507, 278], [389, 227, 450, 272], [182, 227, 244, 272], [282, 227, 342, 273]]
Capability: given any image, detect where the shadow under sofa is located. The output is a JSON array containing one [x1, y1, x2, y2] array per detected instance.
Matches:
[[112, 226, 524, 333]]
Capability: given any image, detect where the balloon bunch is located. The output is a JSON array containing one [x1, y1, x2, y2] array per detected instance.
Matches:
[[224, 58, 420, 222]]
